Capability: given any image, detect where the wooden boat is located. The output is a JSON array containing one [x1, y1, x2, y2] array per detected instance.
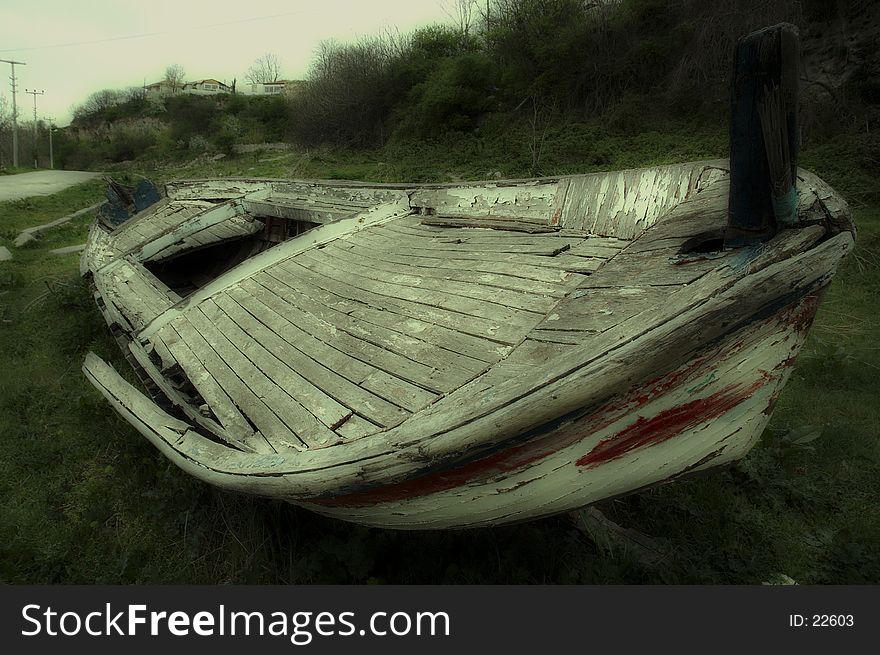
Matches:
[[81, 25, 854, 529]]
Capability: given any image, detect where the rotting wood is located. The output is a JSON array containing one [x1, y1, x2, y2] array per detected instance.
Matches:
[[132, 200, 247, 261], [127, 338, 258, 450], [212, 292, 411, 428], [227, 283, 438, 413], [92, 258, 179, 332], [137, 200, 412, 341], [196, 297, 351, 442], [156, 320, 301, 451], [315, 242, 560, 314], [256, 268, 487, 386], [326, 240, 574, 297], [79, 155, 855, 529], [278, 254, 529, 345], [259, 266, 506, 366], [241, 274, 468, 394]]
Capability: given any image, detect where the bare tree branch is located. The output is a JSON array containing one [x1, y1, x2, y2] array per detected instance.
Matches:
[[245, 53, 282, 85], [164, 64, 186, 93]]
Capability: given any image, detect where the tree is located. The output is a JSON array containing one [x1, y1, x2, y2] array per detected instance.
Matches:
[[164, 64, 186, 93], [245, 53, 282, 84], [71, 89, 123, 124], [443, 0, 478, 36]]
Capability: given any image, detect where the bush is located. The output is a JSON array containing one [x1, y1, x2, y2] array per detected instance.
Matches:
[[108, 126, 158, 162], [164, 95, 219, 143]]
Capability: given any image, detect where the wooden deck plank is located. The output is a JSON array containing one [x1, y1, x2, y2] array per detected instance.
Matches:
[[343, 232, 572, 283], [350, 230, 584, 270], [93, 259, 179, 332], [213, 292, 412, 428], [294, 249, 542, 327], [150, 215, 263, 261], [243, 274, 470, 394], [143, 332, 259, 449], [317, 242, 560, 314], [380, 221, 564, 243], [259, 266, 489, 376], [273, 254, 526, 345], [578, 251, 722, 288], [552, 255, 606, 274], [114, 203, 210, 254], [111, 198, 173, 235], [526, 328, 596, 344], [324, 240, 573, 298], [161, 319, 303, 450], [171, 308, 334, 449], [334, 414, 382, 440], [228, 283, 438, 413], [368, 225, 578, 256], [198, 298, 352, 440], [537, 286, 675, 333], [133, 200, 246, 261], [127, 339, 251, 450], [264, 264, 504, 366]]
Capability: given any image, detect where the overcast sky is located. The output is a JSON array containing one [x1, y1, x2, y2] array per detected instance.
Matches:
[[0, 0, 454, 125]]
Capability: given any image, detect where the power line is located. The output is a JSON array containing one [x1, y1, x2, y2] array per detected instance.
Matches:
[[0, 11, 304, 53], [0, 58, 25, 167]]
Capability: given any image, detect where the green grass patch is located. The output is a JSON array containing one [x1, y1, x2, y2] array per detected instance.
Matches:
[[0, 166, 41, 176], [1, 130, 877, 584]]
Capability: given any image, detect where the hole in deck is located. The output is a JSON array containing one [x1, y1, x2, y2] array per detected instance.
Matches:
[[679, 231, 726, 255], [145, 216, 318, 297]]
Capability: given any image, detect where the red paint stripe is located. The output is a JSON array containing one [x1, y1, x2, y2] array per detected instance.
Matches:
[[313, 374, 770, 509], [575, 379, 764, 468]]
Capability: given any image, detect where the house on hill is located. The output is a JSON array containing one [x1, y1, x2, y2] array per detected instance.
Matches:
[[245, 80, 303, 96], [144, 80, 176, 95], [183, 79, 232, 95]]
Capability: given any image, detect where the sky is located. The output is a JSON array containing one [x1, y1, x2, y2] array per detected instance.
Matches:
[[0, 0, 456, 126]]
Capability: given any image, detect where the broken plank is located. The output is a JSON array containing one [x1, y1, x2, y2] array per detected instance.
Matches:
[[133, 200, 246, 261], [159, 320, 302, 450], [199, 298, 352, 438], [128, 338, 258, 451]]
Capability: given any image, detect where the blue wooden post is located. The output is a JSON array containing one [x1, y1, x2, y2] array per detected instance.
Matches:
[[726, 23, 800, 248]]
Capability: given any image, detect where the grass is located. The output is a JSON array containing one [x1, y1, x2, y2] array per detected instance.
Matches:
[[0, 127, 877, 584], [0, 166, 42, 176]]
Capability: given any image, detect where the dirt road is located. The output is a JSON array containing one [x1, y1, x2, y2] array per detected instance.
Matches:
[[0, 170, 102, 203]]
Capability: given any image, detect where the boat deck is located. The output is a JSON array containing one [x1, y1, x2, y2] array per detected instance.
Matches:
[[85, 165, 754, 457], [134, 212, 635, 453]]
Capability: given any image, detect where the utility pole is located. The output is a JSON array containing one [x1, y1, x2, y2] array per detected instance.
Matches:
[[0, 58, 26, 167], [48, 120, 54, 169], [25, 88, 44, 169]]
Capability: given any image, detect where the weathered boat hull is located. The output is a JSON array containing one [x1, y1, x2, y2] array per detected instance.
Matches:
[[80, 158, 853, 528]]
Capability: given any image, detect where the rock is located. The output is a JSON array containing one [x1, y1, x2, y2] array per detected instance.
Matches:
[[0, 246, 12, 261], [14, 232, 37, 247], [49, 243, 87, 256]]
